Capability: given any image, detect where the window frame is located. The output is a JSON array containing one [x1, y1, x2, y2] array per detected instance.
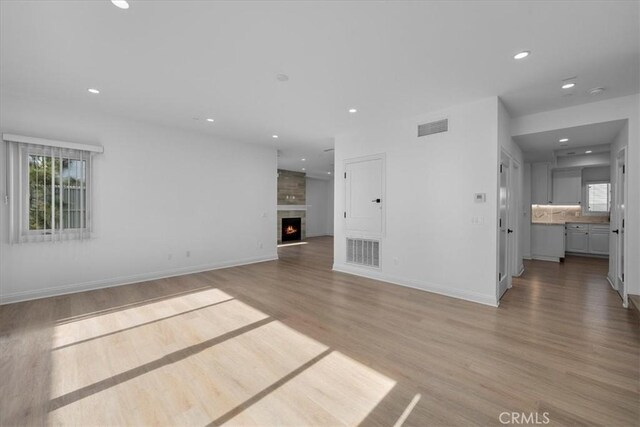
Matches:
[[21, 145, 91, 238], [583, 180, 611, 215], [4, 133, 103, 244]]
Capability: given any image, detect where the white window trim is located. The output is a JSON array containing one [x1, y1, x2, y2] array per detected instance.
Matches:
[[3, 134, 102, 243], [582, 180, 611, 216]]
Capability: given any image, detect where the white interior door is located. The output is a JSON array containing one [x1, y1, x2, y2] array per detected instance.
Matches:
[[345, 157, 384, 235], [614, 152, 626, 299], [510, 162, 520, 275], [498, 157, 511, 299]]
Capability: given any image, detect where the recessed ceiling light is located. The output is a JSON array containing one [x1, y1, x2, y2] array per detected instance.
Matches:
[[348, 108, 358, 113], [327, 172, 332, 175], [559, 138, 569, 143], [562, 82, 576, 89], [302, 168, 306, 171], [87, 88, 100, 94], [301, 158, 306, 161], [585, 150, 593, 154], [513, 51, 530, 60], [589, 87, 605, 95], [276, 74, 289, 82], [206, 118, 214, 122], [111, 0, 129, 9], [272, 135, 278, 139]]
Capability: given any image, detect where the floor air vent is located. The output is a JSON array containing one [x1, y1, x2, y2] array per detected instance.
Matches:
[[346, 238, 380, 268], [418, 118, 448, 137]]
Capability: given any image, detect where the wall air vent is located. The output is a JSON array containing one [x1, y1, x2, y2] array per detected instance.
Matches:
[[418, 118, 448, 137], [346, 238, 380, 268]]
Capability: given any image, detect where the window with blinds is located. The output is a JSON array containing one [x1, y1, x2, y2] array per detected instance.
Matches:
[[586, 182, 611, 213], [4, 134, 103, 243]]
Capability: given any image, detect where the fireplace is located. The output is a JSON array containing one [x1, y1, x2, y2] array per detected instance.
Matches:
[[281, 217, 302, 242]]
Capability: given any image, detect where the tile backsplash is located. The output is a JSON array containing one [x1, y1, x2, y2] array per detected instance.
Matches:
[[531, 205, 609, 224]]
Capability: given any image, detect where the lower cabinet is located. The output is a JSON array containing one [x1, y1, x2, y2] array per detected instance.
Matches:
[[531, 224, 565, 261], [588, 225, 610, 255], [566, 224, 589, 253], [565, 223, 609, 255]]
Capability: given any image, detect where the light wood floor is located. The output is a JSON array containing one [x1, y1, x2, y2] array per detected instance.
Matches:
[[1, 237, 638, 426]]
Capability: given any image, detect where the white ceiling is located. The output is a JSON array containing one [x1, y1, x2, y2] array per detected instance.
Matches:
[[1, 1, 639, 175], [513, 119, 627, 162]]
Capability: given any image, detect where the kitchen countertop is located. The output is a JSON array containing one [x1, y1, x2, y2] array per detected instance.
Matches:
[[532, 219, 610, 225]]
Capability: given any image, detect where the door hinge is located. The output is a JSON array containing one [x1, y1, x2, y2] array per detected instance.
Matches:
[[623, 165, 625, 174], [343, 211, 346, 218], [344, 172, 347, 179], [622, 219, 625, 228], [499, 218, 502, 227], [622, 273, 625, 282], [498, 272, 502, 281], [500, 164, 503, 173]]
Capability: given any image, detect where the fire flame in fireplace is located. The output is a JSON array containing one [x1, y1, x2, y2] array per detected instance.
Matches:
[[285, 225, 298, 235]]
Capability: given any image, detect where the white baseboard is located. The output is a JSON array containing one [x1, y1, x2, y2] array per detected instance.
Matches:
[[606, 275, 614, 289], [0, 254, 279, 305], [531, 255, 560, 262], [332, 263, 498, 307], [523, 255, 532, 260], [515, 264, 525, 277]]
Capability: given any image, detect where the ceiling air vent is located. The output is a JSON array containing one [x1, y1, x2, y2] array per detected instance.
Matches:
[[418, 118, 448, 137]]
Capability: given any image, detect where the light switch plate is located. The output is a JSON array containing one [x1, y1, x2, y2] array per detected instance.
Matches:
[[474, 193, 486, 203]]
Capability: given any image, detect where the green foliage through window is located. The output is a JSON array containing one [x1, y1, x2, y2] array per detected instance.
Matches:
[[28, 155, 86, 231]]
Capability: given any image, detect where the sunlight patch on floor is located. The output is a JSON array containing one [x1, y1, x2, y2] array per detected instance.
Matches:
[[222, 350, 396, 426], [50, 296, 267, 399], [52, 288, 233, 348], [48, 321, 330, 425]]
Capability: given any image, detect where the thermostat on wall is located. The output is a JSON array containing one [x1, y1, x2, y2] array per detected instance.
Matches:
[[474, 193, 486, 203]]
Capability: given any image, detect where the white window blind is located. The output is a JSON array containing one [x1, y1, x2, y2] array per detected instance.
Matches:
[[586, 182, 610, 213], [3, 134, 103, 243]]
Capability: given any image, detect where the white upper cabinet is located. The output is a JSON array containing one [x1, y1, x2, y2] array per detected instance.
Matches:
[[531, 162, 552, 204], [552, 169, 582, 205]]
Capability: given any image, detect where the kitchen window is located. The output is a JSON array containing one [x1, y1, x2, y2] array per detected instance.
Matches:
[[585, 182, 611, 214]]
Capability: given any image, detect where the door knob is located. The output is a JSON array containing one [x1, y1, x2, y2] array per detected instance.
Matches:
[[371, 198, 381, 203], [612, 229, 619, 234], [507, 229, 513, 233]]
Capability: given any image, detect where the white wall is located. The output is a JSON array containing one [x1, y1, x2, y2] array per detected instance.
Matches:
[[0, 95, 277, 304], [512, 94, 639, 297], [305, 177, 333, 237], [334, 97, 500, 306], [326, 177, 334, 236]]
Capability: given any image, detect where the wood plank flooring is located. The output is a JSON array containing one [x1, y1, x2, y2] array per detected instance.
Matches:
[[1, 237, 638, 426]]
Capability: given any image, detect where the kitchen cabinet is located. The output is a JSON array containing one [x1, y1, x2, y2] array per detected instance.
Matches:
[[588, 224, 610, 255], [565, 223, 609, 255], [566, 224, 589, 253], [552, 169, 582, 205], [532, 162, 552, 204], [531, 224, 565, 261]]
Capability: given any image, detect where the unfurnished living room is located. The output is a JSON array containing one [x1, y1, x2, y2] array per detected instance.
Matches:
[[0, 1, 638, 426]]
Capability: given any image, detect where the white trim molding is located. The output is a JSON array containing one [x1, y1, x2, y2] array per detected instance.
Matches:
[[333, 262, 498, 307], [0, 254, 278, 305]]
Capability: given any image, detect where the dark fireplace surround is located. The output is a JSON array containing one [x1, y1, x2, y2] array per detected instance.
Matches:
[[281, 217, 302, 242]]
